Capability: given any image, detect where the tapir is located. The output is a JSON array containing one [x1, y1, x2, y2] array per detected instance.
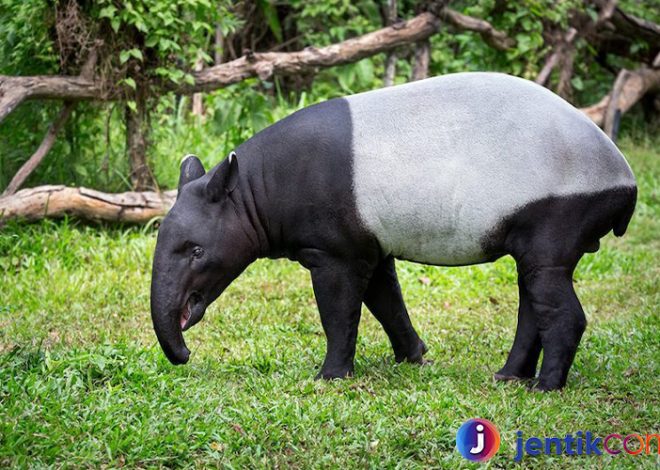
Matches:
[[151, 72, 636, 391]]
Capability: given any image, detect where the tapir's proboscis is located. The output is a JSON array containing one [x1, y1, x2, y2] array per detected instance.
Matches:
[[151, 73, 636, 391]]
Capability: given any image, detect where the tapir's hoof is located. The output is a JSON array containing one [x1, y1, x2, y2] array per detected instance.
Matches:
[[494, 365, 537, 382], [530, 379, 564, 392], [315, 368, 353, 380], [493, 372, 532, 382], [395, 339, 428, 364]]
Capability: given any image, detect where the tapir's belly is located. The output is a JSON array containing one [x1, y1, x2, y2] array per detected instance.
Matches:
[[347, 73, 635, 265]]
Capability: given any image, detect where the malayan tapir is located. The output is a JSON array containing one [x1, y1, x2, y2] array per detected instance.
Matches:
[[150, 72, 636, 391]]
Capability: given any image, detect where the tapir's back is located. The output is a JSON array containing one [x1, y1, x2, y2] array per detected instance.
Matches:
[[345, 72, 635, 265]]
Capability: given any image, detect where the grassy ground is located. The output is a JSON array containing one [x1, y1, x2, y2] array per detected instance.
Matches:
[[0, 136, 658, 468]]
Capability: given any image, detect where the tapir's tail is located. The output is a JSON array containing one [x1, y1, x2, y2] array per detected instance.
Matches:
[[612, 185, 637, 237]]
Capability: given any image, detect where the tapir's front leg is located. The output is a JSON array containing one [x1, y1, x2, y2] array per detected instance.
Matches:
[[308, 256, 371, 379], [363, 256, 427, 363]]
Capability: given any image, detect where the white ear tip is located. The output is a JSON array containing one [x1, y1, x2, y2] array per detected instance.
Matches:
[[181, 154, 197, 167], [228, 151, 236, 164]]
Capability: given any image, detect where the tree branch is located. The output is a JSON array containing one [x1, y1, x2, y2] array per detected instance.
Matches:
[[2, 103, 75, 196], [185, 12, 442, 93], [439, 8, 516, 51], [0, 75, 103, 122], [608, 6, 660, 45], [2, 48, 99, 196], [536, 28, 577, 86], [0, 7, 516, 123], [536, 0, 618, 88]]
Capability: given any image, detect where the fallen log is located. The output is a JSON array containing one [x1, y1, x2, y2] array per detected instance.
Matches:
[[0, 186, 176, 224], [580, 66, 660, 129]]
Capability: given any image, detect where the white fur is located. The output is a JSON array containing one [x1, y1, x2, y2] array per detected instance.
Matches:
[[347, 73, 635, 265]]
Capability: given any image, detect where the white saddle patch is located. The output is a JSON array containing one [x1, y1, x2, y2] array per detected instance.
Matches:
[[347, 73, 635, 266]]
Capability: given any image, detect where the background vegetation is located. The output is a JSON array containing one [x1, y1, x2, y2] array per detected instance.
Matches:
[[0, 0, 658, 192]]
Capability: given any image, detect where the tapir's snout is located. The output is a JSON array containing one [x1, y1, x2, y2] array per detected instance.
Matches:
[[150, 266, 194, 365], [152, 308, 191, 365], [166, 341, 191, 365]]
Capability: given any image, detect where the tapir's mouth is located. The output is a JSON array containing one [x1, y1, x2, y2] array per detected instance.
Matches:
[[180, 292, 205, 331], [180, 301, 191, 329]]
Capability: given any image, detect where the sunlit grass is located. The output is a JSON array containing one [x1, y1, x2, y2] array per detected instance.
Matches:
[[0, 138, 658, 468]]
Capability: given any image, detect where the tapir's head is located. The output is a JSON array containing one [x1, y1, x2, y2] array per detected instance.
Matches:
[[150, 153, 255, 365]]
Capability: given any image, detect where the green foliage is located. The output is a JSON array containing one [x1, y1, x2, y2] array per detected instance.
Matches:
[[258, 0, 283, 43], [292, 0, 381, 44], [89, 0, 241, 86], [0, 1, 658, 193], [1, 140, 658, 467], [0, 0, 58, 75]]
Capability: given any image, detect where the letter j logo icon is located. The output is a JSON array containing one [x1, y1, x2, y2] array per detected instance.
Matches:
[[456, 418, 500, 462]]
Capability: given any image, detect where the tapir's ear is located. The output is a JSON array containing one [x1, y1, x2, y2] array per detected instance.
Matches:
[[205, 151, 239, 202], [178, 155, 206, 197]]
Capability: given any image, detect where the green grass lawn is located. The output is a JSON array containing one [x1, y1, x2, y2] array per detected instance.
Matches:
[[1, 136, 658, 468]]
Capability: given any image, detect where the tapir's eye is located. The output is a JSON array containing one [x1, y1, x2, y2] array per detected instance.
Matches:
[[191, 246, 204, 259]]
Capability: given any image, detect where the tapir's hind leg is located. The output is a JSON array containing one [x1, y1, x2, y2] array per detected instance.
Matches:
[[495, 187, 635, 390], [498, 258, 586, 390], [494, 275, 542, 381], [363, 257, 427, 363], [520, 263, 586, 391], [503, 227, 587, 391]]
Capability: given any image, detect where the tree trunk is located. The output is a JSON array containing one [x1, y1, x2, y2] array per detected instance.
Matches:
[[556, 45, 575, 100], [215, 25, 224, 65], [412, 39, 430, 81], [383, 53, 397, 87], [191, 55, 205, 117], [125, 91, 155, 191], [383, 0, 398, 87]]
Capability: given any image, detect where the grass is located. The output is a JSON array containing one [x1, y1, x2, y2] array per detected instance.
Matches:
[[0, 135, 658, 468]]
